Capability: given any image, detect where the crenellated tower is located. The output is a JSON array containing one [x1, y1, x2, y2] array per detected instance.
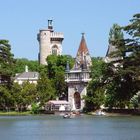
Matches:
[[37, 20, 64, 65]]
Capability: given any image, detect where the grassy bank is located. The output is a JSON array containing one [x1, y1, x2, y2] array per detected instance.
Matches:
[[0, 111, 31, 116]]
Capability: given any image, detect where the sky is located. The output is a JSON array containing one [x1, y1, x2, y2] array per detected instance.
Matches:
[[0, 0, 140, 60]]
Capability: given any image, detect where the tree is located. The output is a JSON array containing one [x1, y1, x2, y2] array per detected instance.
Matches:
[[37, 74, 55, 106], [47, 55, 74, 78], [54, 69, 67, 99], [11, 82, 22, 111], [13, 58, 39, 74], [11, 82, 37, 111], [0, 85, 13, 110], [104, 23, 133, 108], [130, 91, 140, 109], [20, 82, 37, 111], [104, 14, 140, 109], [123, 13, 140, 93], [46, 55, 74, 99], [0, 40, 15, 86], [109, 24, 124, 45], [84, 58, 106, 111]]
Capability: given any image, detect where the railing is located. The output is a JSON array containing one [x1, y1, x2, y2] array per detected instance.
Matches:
[[50, 32, 64, 38]]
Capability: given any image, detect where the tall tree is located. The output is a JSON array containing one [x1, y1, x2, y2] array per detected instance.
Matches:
[[46, 55, 74, 99], [0, 40, 15, 86], [0, 85, 13, 110], [84, 57, 106, 111], [11, 82, 37, 111], [123, 13, 140, 92], [37, 74, 55, 106], [109, 24, 124, 44], [104, 14, 140, 108]]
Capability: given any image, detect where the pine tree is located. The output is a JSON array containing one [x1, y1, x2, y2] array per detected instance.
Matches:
[[0, 40, 15, 86], [123, 13, 140, 94]]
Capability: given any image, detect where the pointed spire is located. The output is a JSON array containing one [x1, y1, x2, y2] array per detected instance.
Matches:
[[74, 33, 92, 70], [77, 33, 89, 55]]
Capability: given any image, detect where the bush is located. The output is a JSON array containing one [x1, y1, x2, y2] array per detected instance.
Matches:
[[31, 103, 40, 114]]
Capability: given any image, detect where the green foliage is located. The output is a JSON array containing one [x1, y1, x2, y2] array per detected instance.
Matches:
[[108, 24, 125, 58], [21, 82, 37, 107], [109, 23, 124, 44], [11, 82, 37, 111], [130, 91, 140, 109], [85, 80, 105, 111], [0, 40, 15, 76], [0, 40, 15, 87], [54, 70, 67, 98], [84, 58, 106, 111], [13, 58, 39, 74], [11, 82, 22, 110], [46, 55, 74, 99], [37, 74, 55, 106], [31, 103, 40, 114], [47, 55, 74, 78], [104, 14, 140, 109], [0, 85, 13, 110], [91, 57, 107, 79], [123, 13, 140, 39]]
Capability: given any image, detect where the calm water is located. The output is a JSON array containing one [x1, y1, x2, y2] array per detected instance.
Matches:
[[0, 115, 140, 140]]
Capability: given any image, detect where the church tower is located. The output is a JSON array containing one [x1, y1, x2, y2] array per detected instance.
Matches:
[[65, 34, 92, 111], [37, 20, 64, 65]]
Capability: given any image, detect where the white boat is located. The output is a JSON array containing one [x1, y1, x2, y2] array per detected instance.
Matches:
[[96, 110, 106, 116]]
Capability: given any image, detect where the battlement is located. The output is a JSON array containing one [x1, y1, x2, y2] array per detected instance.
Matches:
[[50, 32, 64, 39]]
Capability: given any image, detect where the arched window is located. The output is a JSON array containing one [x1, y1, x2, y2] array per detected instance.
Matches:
[[52, 45, 58, 55]]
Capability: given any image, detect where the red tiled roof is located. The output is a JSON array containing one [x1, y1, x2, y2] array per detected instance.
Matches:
[[77, 34, 89, 55]]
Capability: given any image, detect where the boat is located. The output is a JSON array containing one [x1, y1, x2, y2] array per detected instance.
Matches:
[[63, 113, 71, 118], [63, 112, 77, 119], [96, 110, 106, 116]]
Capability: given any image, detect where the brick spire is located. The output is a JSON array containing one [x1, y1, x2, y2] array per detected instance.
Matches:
[[77, 33, 89, 56], [74, 33, 92, 70]]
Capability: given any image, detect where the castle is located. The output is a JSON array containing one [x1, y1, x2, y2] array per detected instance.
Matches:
[[37, 20, 64, 65], [37, 22, 92, 110]]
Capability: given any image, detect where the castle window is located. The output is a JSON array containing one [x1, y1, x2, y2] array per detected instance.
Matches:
[[52, 45, 58, 55]]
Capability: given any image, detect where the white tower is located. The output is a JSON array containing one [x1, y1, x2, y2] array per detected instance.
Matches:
[[37, 20, 64, 65]]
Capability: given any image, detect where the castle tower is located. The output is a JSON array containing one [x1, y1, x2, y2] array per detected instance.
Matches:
[[37, 20, 64, 65], [65, 34, 92, 111]]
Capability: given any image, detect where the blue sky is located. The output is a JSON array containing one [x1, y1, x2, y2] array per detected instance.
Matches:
[[0, 0, 140, 60]]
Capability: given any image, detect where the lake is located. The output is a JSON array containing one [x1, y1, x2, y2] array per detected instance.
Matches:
[[0, 114, 140, 140]]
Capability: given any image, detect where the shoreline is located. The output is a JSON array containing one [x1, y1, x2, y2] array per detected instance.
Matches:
[[0, 110, 140, 116]]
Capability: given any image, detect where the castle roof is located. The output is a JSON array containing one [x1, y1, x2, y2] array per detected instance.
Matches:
[[77, 34, 89, 56], [106, 43, 118, 57], [73, 34, 92, 70], [105, 43, 122, 63], [14, 72, 39, 80]]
